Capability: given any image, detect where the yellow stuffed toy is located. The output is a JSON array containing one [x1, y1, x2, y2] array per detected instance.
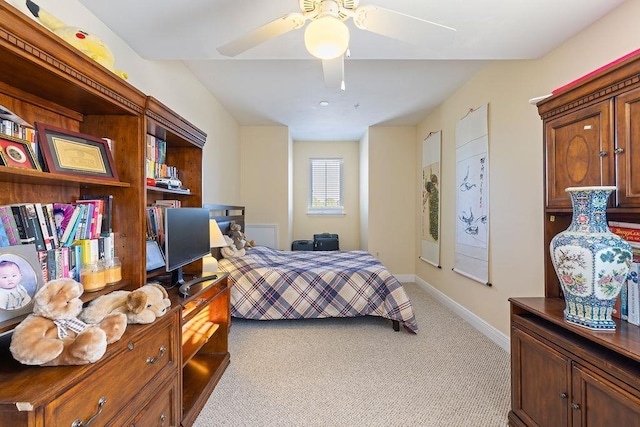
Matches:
[[26, 0, 128, 79]]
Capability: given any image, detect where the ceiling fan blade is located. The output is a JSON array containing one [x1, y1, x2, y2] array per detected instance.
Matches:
[[354, 6, 456, 47], [217, 13, 306, 57], [322, 55, 345, 90]]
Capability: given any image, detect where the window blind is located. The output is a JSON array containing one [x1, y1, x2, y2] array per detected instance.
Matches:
[[309, 158, 343, 212]]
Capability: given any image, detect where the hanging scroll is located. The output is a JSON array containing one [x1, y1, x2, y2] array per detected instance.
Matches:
[[454, 104, 490, 285], [420, 131, 441, 268]]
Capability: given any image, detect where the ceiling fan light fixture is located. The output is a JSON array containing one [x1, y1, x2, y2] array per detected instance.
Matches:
[[304, 16, 350, 60]]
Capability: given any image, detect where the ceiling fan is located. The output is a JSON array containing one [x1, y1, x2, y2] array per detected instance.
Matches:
[[217, 0, 456, 90]]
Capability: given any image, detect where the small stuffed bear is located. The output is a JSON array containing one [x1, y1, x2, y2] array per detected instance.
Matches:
[[229, 221, 255, 250], [10, 278, 127, 366], [80, 283, 171, 325]]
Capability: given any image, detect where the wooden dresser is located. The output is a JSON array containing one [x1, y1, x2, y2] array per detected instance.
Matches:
[[0, 307, 181, 426], [508, 53, 640, 426]]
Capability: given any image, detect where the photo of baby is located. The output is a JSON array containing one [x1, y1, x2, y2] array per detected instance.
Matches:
[[0, 245, 41, 314], [0, 259, 32, 310]]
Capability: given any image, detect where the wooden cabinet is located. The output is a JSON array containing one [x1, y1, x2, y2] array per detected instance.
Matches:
[[169, 274, 231, 427], [510, 51, 640, 426], [509, 299, 640, 427], [544, 101, 614, 208]]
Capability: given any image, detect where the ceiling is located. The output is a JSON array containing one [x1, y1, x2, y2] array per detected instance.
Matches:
[[78, 0, 624, 141]]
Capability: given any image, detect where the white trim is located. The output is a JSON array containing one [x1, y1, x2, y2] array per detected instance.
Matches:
[[410, 275, 510, 353]]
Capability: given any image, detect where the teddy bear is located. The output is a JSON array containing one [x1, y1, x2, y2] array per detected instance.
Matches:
[[9, 278, 127, 366], [79, 283, 171, 325], [25, 0, 128, 79], [229, 221, 255, 250]]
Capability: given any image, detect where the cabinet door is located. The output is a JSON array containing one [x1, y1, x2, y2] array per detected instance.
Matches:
[[615, 87, 640, 207], [545, 101, 614, 208], [571, 364, 640, 427], [511, 327, 571, 427]]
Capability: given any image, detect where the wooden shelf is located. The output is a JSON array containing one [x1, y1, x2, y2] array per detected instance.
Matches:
[[0, 166, 130, 188], [182, 352, 230, 427]]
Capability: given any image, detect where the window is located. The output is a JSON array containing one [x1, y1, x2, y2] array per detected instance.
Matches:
[[309, 158, 343, 214]]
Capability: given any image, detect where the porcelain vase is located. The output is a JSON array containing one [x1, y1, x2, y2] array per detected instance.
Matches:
[[550, 186, 632, 330]]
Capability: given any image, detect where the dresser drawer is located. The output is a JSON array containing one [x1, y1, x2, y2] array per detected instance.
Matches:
[[43, 311, 179, 426], [124, 375, 180, 427]]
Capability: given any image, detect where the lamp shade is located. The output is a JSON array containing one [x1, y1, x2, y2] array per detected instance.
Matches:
[[304, 16, 349, 60], [209, 219, 227, 248]]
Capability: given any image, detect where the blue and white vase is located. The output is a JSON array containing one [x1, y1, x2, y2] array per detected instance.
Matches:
[[550, 186, 632, 330]]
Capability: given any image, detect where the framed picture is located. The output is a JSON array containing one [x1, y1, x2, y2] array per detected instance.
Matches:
[[35, 123, 119, 181], [0, 136, 41, 170], [0, 244, 44, 324]]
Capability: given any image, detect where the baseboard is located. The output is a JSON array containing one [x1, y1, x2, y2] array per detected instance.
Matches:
[[407, 275, 510, 353]]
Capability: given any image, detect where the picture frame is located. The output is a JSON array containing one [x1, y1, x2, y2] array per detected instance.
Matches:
[[0, 136, 41, 170], [35, 123, 119, 181], [146, 239, 166, 272], [0, 244, 44, 324]]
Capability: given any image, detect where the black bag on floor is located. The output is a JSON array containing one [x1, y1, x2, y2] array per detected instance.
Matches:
[[313, 233, 339, 251]]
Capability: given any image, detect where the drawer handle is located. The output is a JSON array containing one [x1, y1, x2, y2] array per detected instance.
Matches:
[[572, 402, 581, 410], [146, 345, 166, 364], [559, 392, 567, 399], [599, 151, 608, 157], [71, 396, 106, 427], [614, 147, 624, 154], [160, 413, 167, 426]]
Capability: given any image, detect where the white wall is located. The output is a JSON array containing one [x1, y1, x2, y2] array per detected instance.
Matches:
[[8, 0, 242, 205], [415, 0, 640, 336]]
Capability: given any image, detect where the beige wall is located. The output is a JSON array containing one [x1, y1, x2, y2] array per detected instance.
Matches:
[[240, 126, 291, 250], [292, 140, 361, 250], [359, 131, 370, 250], [367, 127, 416, 274], [415, 0, 640, 336]]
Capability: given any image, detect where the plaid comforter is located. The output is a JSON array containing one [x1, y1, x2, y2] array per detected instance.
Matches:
[[218, 246, 418, 333]]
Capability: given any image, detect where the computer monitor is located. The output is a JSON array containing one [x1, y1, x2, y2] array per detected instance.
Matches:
[[164, 207, 210, 288]]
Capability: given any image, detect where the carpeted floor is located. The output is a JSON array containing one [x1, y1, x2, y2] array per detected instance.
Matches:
[[193, 283, 510, 427]]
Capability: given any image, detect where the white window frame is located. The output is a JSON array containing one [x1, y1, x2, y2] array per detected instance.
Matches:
[[308, 157, 344, 215]]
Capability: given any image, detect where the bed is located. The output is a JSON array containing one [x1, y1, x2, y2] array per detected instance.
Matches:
[[205, 205, 417, 333]]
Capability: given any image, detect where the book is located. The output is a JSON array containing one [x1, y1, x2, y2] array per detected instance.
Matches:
[[37, 250, 49, 283], [74, 202, 93, 241], [0, 205, 21, 245], [34, 202, 54, 250], [627, 261, 640, 326], [53, 203, 76, 241], [75, 199, 104, 239], [0, 219, 9, 247], [69, 243, 81, 281], [43, 203, 60, 249], [23, 203, 46, 252], [608, 221, 640, 248], [60, 204, 85, 247], [10, 204, 41, 249], [80, 194, 113, 234]]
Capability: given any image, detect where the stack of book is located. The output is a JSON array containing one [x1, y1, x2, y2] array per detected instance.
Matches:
[[0, 195, 114, 283], [609, 221, 640, 325], [145, 134, 179, 181]]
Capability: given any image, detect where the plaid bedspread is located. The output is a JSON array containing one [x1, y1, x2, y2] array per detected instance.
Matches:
[[217, 246, 418, 333]]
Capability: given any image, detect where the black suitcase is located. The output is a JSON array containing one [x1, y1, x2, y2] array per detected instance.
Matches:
[[292, 240, 314, 251], [313, 233, 339, 251]]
